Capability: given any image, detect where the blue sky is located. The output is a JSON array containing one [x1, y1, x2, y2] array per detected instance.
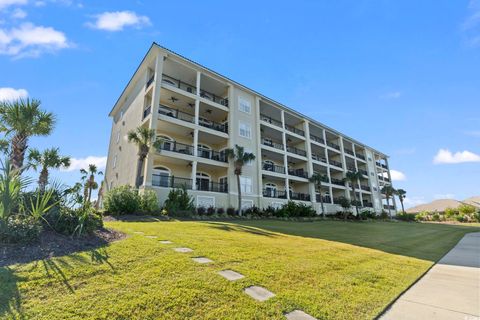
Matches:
[[0, 0, 479, 207]]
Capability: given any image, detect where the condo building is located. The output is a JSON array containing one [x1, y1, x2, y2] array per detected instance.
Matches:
[[104, 43, 396, 214]]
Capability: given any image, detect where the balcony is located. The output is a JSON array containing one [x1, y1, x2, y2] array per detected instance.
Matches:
[[363, 202, 373, 208], [162, 74, 228, 107], [198, 118, 228, 134], [262, 162, 286, 174], [316, 194, 331, 203], [358, 169, 368, 176], [357, 153, 366, 161], [327, 141, 341, 151], [310, 134, 324, 144], [263, 189, 287, 199], [290, 192, 310, 201], [143, 106, 151, 119], [383, 204, 395, 210], [333, 197, 344, 205], [152, 175, 193, 189], [331, 178, 345, 186], [376, 162, 388, 169], [286, 146, 307, 157], [159, 105, 227, 134], [146, 75, 154, 89], [347, 165, 356, 172], [288, 168, 308, 179], [285, 124, 305, 137], [312, 153, 327, 163], [260, 114, 282, 128], [360, 185, 371, 192], [329, 159, 343, 168], [197, 181, 228, 193], [261, 139, 284, 150], [158, 141, 194, 156], [159, 105, 195, 123], [198, 147, 228, 163], [344, 148, 354, 156]]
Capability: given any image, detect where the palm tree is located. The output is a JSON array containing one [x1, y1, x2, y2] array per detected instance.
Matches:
[[127, 126, 162, 188], [396, 188, 407, 213], [343, 170, 363, 217], [0, 98, 56, 172], [225, 145, 255, 215], [381, 185, 396, 218], [80, 164, 103, 204], [309, 172, 329, 218], [28, 147, 70, 192]]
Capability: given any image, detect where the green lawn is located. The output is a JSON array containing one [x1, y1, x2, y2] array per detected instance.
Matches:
[[1, 220, 478, 319]]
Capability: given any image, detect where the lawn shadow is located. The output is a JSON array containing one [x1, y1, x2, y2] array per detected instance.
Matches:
[[42, 259, 74, 293], [105, 215, 170, 223], [201, 221, 279, 238], [0, 267, 24, 319], [227, 220, 480, 262]]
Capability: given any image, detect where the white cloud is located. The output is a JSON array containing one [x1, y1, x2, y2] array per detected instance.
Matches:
[[383, 169, 406, 181], [380, 91, 401, 100], [433, 148, 480, 164], [434, 193, 456, 200], [0, 22, 70, 57], [0, 87, 28, 101], [11, 8, 26, 19], [0, 0, 27, 10], [462, 1, 480, 47], [87, 11, 151, 31], [465, 130, 480, 137], [62, 156, 107, 172]]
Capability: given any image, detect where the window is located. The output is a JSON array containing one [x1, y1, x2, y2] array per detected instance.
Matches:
[[113, 155, 117, 168], [245, 148, 254, 166], [116, 131, 120, 143], [240, 176, 253, 194], [264, 183, 277, 197], [219, 177, 228, 193], [238, 97, 251, 114], [239, 122, 251, 139], [196, 172, 211, 191], [152, 166, 170, 187]]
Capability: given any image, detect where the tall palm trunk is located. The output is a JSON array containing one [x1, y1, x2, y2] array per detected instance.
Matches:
[[400, 199, 405, 213], [135, 148, 148, 188], [386, 196, 391, 218], [236, 174, 242, 216], [351, 186, 359, 217], [87, 175, 94, 203], [318, 184, 325, 218], [10, 132, 28, 172], [38, 166, 49, 193]]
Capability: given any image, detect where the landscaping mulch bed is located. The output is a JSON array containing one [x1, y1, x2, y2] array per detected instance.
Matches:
[[0, 228, 126, 267]]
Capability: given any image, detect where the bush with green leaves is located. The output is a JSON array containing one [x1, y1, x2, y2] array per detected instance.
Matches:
[[44, 205, 103, 236], [359, 209, 376, 220], [140, 190, 159, 213], [275, 201, 316, 218], [164, 186, 194, 215], [458, 204, 476, 215], [103, 185, 141, 215], [396, 212, 416, 221], [0, 214, 42, 243]]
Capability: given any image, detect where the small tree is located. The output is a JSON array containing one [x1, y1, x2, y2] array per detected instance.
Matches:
[[28, 147, 70, 193], [0, 98, 56, 172], [381, 185, 396, 218], [127, 126, 162, 188], [80, 164, 103, 204], [396, 188, 407, 213], [338, 196, 351, 221], [225, 145, 255, 215], [309, 172, 328, 218], [343, 171, 363, 217]]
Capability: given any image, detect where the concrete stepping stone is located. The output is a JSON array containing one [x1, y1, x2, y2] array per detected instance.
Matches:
[[244, 286, 275, 302], [145, 235, 158, 239], [174, 247, 193, 253], [218, 270, 245, 281], [285, 310, 317, 320], [192, 257, 213, 264], [159, 240, 172, 244]]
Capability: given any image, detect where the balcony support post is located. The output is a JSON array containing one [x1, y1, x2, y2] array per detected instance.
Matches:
[[193, 129, 198, 157], [255, 97, 263, 201], [191, 161, 197, 190], [281, 110, 290, 200], [304, 120, 316, 203]]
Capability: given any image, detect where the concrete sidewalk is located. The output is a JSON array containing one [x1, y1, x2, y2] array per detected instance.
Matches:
[[381, 232, 480, 320]]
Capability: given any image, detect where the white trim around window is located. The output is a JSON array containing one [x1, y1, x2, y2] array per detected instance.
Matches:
[[238, 122, 252, 139], [238, 97, 252, 114]]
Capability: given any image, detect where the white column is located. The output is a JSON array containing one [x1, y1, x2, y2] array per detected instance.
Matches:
[[193, 129, 199, 156], [323, 129, 333, 204], [196, 71, 201, 96], [144, 53, 164, 187], [281, 110, 290, 199], [385, 157, 397, 210], [191, 161, 197, 190], [255, 97, 263, 201], [304, 120, 315, 202]]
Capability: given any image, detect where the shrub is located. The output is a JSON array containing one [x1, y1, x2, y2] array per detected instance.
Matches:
[[458, 204, 476, 215], [0, 215, 42, 244], [140, 190, 159, 213], [103, 186, 141, 215], [396, 212, 416, 221], [207, 206, 216, 216], [226, 207, 236, 216], [164, 186, 194, 214], [276, 201, 316, 218], [359, 209, 375, 220], [415, 211, 429, 221], [455, 214, 465, 222], [444, 207, 459, 218], [216, 208, 225, 215], [262, 206, 277, 217], [244, 206, 261, 216], [379, 210, 389, 219], [45, 205, 103, 236], [432, 212, 441, 221], [196, 206, 206, 216]]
